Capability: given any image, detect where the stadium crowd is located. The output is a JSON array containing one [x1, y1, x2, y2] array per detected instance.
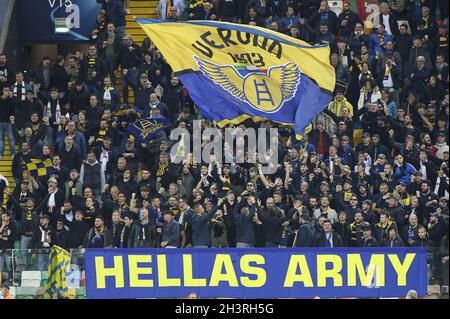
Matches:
[[0, 0, 448, 287]]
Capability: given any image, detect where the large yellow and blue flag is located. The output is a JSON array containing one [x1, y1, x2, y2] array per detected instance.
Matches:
[[137, 19, 335, 138], [44, 245, 71, 299]]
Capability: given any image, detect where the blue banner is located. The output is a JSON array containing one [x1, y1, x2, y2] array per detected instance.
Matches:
[[85, 248, 427, 299], [17, 0, 101, 42], [126, 116, 170, 144]]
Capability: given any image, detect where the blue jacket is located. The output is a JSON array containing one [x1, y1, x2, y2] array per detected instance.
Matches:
[[106, 0, 126, 27], [394, 163, 417, 184], [189, 206, 217, 246], [369, 32, 393, 56]]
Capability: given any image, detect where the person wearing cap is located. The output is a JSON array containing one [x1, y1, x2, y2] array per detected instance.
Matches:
[[67, 79, 89, 115], [360, 223, 378, 247], [435, 133, 449, 160]]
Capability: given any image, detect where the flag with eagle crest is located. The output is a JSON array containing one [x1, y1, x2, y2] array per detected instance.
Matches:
[[138, 19, 335, 138]]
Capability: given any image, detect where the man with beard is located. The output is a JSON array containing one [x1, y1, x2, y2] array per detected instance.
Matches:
[[349, 211, 365, 247], [259, 197, 288, 248], [83, 216, 113, 248], [176, 196, 194, 248]]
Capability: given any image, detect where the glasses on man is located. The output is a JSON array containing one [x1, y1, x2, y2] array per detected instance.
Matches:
[[351, 198, 358, 201], [247, 184, 254, 187]]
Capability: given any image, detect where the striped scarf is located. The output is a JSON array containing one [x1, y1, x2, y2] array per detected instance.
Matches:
[[156, 162, 168, 176], [13, 82, 26, 101]]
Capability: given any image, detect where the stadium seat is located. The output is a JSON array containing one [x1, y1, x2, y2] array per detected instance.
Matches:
[[14, 255, 28, 272], [15, 286, 37, 296], [20, 271, 41, 288]]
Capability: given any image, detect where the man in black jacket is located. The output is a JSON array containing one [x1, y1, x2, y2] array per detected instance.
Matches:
[[0, 211, 18, 273], [233, 196, 257, 248], [295, 214, 316, 247], [383, 227, 404, 247], [50, 55, 69, 95], [162, 76, 184, 123], [79, 45, 106, 96], [308, 0, 338, 35], [315, 219, 343, 247], [68, 81, 90, 114], [0, 85, 16, 160], [260, 197, 288, 248], [0, 54, 14, 86], [116, 35, 142, 106], [134, 74, 155, 116], [69, 210, 90, 248], [360, 224, 379, 247], [53, 219, 70, 249], [333, 211, 351, 246], [128, 208, 157, 248], [30, 215, 53, 271]]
